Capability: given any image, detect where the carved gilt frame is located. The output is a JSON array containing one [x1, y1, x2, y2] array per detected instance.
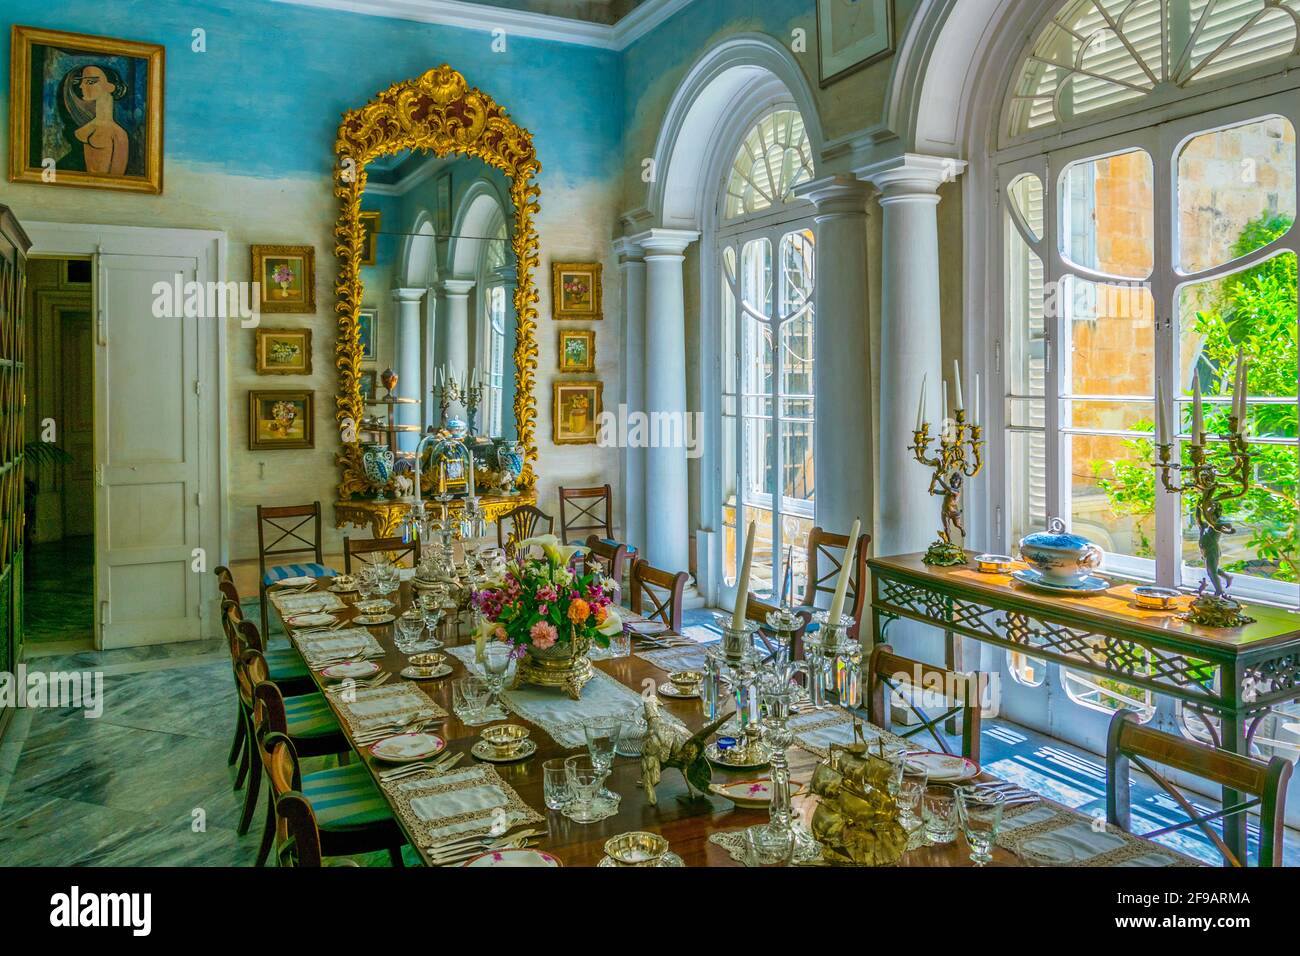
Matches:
[[333, 65, 540, 499]]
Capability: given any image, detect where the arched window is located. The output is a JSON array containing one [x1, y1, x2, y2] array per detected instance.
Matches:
[[992, 1, 1299, 731], [479, 214, 509, 438], [718, 106, 816, 603]]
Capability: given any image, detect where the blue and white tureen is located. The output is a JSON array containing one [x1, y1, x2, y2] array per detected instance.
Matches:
[[1017, 518, 1104, 587]]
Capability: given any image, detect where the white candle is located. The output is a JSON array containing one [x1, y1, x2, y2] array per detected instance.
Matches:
[[953, 360, 964, 410], [915, 373, 927, 432], [1192, 376, 1204, 445], [827, 518, 861, 626], [732, 520, 756, 630]]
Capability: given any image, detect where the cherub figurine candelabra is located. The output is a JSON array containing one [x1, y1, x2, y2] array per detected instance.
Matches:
[[1153, 371, 1255, 628], [911, 369, 983, 566]]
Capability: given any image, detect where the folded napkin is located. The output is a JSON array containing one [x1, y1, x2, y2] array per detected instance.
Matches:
[[272, 591, 345, 614]]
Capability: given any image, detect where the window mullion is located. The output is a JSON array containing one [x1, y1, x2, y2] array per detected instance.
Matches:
[[1153, 120, 1179, 589], [1044, 152, 1065, 530]]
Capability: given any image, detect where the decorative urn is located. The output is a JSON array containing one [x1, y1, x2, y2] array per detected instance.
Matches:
[[1018, 517, 1103, 587], [361, 442, 396, 495]]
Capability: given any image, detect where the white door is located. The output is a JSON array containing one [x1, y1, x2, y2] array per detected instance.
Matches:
[[95, 254, 203, 646]]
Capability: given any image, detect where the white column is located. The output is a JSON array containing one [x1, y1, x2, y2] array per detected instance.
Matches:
[[437, 278, 475, 423], [614, 236, 646, 552], [859, 154, 964, 558], [498, 265, 519, 440], [797, 176, 874, 538], [636, 227, 699, 572], [392, 287, 426, 452]]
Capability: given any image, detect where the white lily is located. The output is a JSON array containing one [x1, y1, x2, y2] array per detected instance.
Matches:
[[473, 617, 497, 663], [597, 606, 623, 637], [518, 533, 589, 568]]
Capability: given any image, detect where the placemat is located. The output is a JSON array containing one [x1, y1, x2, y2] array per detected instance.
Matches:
[[333, 682, 447, 735], [292, 627, 386, 666], [271, 591, 345, 615], [384, 765, 544, 848]]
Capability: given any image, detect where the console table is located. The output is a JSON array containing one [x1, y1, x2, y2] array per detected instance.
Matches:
[[335, 490, 536, 538], [868, 551, 1300, 859]]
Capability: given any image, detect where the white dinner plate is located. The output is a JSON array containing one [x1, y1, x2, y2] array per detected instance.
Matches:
[[462, 848, 561, 868], [905, 751, 980, 783], [709, 778, 774, 808], [319, 660, 381, 681], [272, 576, 315, 588], [368, 732, 446, 763], [288, 613, 337, 627]]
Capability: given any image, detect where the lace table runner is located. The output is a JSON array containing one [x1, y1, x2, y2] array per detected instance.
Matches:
[[448, 645, 687, 747], [383, 765, 544, 848], [333, 682, 447, 735], [635, 644, 711, 672], [291, 628, 386, 666]]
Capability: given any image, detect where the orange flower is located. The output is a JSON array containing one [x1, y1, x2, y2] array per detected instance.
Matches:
[[592, 604, 608, 625], [567, 598, 591, 624]]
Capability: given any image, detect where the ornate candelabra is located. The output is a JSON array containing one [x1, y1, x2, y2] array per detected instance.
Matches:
[[911, 408, 984, 566], [462, 380, 485, 435], [1154, 416, 1255, 628], [434, 378, 461, 428]]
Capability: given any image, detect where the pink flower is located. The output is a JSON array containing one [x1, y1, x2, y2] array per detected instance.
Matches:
[[530, 621, 558, 649], [538, 603, 549, 616], [493, 625, 508, 642], [537, 584, 558, 603]]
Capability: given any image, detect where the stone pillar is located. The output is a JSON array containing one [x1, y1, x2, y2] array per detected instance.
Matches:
[[436, 278, 475, 422], [635, 228, 699, 572], [392, 287, 426, 452], [796, 176, 874, 539], [859, 154, 963, 559], [614, 236, 646, 552]]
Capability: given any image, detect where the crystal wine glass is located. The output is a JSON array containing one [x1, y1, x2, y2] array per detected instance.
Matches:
[[481, 641, 512, 721], [957, 786, 1005, 866]]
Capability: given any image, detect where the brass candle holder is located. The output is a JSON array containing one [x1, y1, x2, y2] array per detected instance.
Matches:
[[1154, 417, 1255, 628], [911, 408, 984, 566]]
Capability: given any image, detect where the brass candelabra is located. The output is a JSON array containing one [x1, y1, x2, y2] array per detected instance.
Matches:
[[911, 409, 984, 566], [1154, 418, 1255, 628]]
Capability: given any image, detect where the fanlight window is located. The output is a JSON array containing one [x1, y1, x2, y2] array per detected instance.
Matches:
[[724, 109, 814, 219], [1006, 0, 1300, 138]]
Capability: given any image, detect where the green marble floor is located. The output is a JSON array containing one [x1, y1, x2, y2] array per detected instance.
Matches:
[[23, 536, 94, 646]]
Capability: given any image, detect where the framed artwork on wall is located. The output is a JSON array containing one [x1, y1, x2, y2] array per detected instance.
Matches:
[[359, 369, 377, 401], [359, 210, 381, 266], [358, 308, 378, 362], [255, 328, 312, 375], [249, 389, 314, 450], [8, 25, 165, 194], [252, 244, 315, 314], [817, 0, 894, 87], [551, 261, 603, 320], [558, 328, 595, 373], [552, 380, 602, 445]]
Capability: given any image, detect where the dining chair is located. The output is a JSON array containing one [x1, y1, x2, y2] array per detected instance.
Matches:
[[1106, 710, 1292, 867], [256, 501, 335, 640], [629, 559, 689, 634], [343, 535, 418, 573], [557, 484, 610, 541], [262, 731, 406, 867], [742, 593, 812, 663], [584, 535, 629, 590], [496, 504, 555, 558], [800, 526, 871, 641], [866, 643, 984, 763], [215, 568, 248, 772]]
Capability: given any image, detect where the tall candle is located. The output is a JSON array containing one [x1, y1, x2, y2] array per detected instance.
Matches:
[[915, 373, 927, 432], [732, 520, 756, 630], [953, 360, 964, 410], [1192, 376, 1204, 444], [827, 518, 861, 625]]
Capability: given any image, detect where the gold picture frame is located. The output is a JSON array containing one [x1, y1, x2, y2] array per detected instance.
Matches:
[[551, 261, 602, 320], [552, 380, 602, 445], [9, 25, 165, 194], [558, 328, 595, 373], [252, 244, 315, 314], [249, 389, 315, 450], [359, 210, 381, 266], [255, 328, 313, 375], [334, 65, 541, 499]]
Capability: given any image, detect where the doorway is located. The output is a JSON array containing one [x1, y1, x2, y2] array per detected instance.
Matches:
[[23, 256, 94, 651]]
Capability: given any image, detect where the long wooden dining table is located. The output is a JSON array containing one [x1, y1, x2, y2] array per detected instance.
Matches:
[[268, 575, 1196, 867]]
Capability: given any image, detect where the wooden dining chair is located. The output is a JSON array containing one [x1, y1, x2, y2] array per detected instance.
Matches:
[[1106, 710, 1292, 867], [216, 569, 248, 772], [584, 535, 629, 589], [558, 484, 613, 543], [866, 643, 983, 763], [629, 559, 689, 633], [256, 501, 335, 640], [496, 504, 555, 558], [742, 593, 812, 663], [800, 526, 871, 640], [343, 535, 418, 573], [260, 729, 406, 868]]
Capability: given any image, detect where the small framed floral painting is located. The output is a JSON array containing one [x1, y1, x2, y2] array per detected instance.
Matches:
[[359, 210, 381, 266], [252, 244, 315, 314], [558, 328, 595, 373], [358, 308, 378, 362], [552, 380, 602, 445], [255, 328, 312, 375], [249, 390, 314, 450], [551, 261, 602, 320]]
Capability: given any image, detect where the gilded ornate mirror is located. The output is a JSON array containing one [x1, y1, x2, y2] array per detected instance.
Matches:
[[332, 66, 540, 531]]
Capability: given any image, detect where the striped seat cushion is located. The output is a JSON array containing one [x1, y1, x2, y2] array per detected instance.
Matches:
[[283, 693, 342, 739], [263, 563, 336, 586], [301, 763, 393, 831], [596, 538, 636, 557], [265, 647, 310, 683]]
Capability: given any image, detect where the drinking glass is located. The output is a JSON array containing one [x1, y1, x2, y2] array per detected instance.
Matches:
[[957, 786, 1005, 866], [542, 758, 572, 810], [922, 784, 959, 845], [897, 766, 929, 834], [395, 610, 423, 655], [744, 825, 794, 867], [455, 676, 490, 724], [614, 708, 647, 757], [564, 755, 608, 824], [357, 565, 379, 602], [482, 642, 512, 720], [876, 741, 907, 797], [416, 595, 444, 650], [609, 625, 631, 658], [585, 716, 620, 801]]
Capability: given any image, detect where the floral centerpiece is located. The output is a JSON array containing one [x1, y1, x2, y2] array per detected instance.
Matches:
[[472, 534, 622, 699]]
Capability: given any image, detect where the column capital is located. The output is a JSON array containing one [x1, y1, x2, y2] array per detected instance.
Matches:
[[436, 277, 476, 297], [794, 175, 873, 218], [856, 153, 966, 203], [627, 227, 700, 257], [613, 235, 645, 263], [391, 287, 426, 303]]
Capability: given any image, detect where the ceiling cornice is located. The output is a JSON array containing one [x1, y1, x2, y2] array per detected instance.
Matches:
[[268, 0, 694, 50]]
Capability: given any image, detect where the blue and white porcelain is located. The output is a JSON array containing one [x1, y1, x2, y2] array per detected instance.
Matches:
[[1012, 567, 1110, 594], [1018, 518, 1104, 587]]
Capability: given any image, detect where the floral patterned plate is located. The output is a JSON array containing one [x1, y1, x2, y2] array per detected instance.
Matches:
[[368, 732, 446, 763], [319, 660, 381, 681], [353, 614, 396, 626], [904, 751, 979, 783], [462, 848, 561, 868], [709, 778, 774, 808], [287, 613, 336, 628]]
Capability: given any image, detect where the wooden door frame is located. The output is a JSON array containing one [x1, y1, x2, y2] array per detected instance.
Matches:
[[23, 222, 230, 644]]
